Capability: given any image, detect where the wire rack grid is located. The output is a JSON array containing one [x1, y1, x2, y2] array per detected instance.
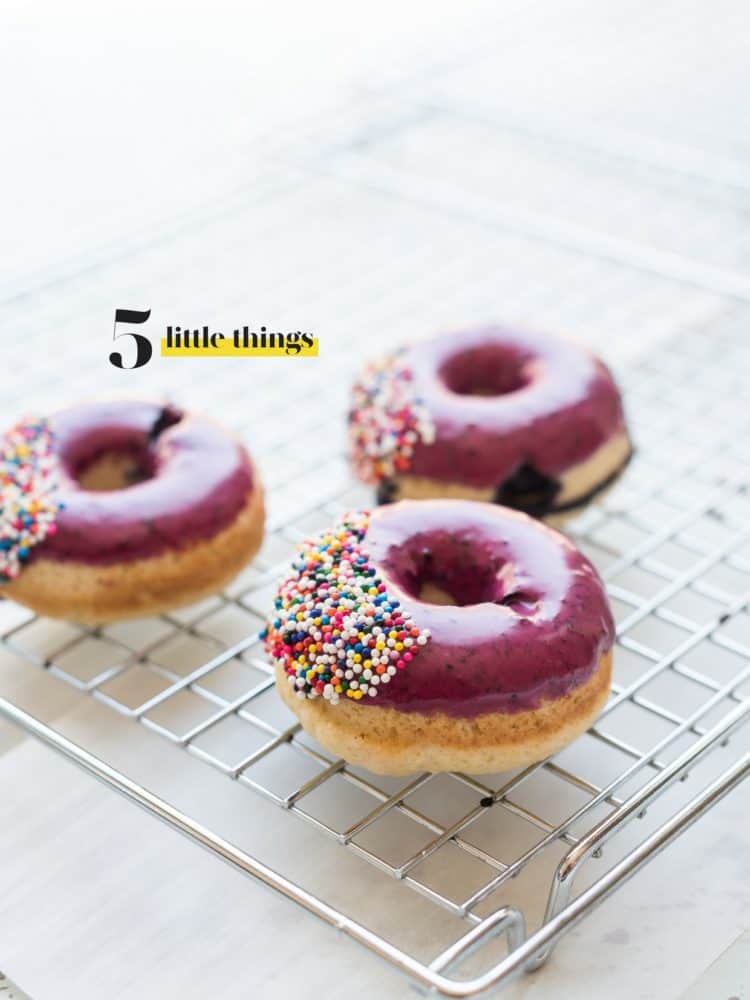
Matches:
[[1, 68, 750, 991], [0, 306, 748, 994]]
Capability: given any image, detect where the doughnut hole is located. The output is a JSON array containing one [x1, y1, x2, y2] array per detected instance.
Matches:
[[389, 531, 541, 612], [76, 449, 153, 490], [72, 406, 183, 492], [439, 343, 534, 397]]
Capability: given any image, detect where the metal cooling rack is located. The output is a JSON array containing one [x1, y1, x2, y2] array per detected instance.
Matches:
[[0, 313, 748, 995], [1, 70, 750, 992]]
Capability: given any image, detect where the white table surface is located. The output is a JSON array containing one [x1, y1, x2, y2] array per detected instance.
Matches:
[[0, 661, 747, 1000]]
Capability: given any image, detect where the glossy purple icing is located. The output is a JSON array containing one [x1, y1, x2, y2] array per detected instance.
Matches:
[[406, 327, 626, 489], [36, 401, 253, 565], [363, 500, 614, 718]]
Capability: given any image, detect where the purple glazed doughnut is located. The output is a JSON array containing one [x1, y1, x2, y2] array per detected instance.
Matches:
[[0, 400, 264, 623], [348, 326, 632, 521], [268, 499, 614, 774]]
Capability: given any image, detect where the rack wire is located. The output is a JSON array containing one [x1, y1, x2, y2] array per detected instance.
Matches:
[[1, 95, 749, 995]]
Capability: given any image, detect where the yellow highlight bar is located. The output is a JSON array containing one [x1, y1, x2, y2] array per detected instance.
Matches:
[[161, 337, 318, 358]]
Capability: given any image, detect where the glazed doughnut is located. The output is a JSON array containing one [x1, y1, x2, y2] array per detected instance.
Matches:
[[348, 326, 632, 521], [0, 401, 264, 623], [265, 499, 613, 775]]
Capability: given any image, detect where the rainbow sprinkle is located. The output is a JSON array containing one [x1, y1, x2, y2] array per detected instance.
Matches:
[[0, 418, 61, 582], [348, 352, 435, 483], [263, 512, 430, 703]]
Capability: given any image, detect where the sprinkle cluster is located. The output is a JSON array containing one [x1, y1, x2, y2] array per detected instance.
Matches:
[[263, 512, 430, 704], [348, 352, 435, 483], [0, 418, 61, 582]]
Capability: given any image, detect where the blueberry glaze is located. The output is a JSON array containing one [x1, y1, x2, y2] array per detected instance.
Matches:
[[363, 500, 614, 718], [406, 327, 626, 490], [36, 400, 253, 564]]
